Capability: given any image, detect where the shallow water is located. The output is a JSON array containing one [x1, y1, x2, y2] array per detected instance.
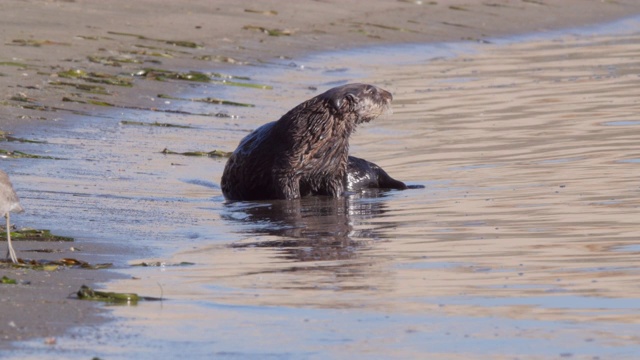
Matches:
[[9, 17, 640, 359]]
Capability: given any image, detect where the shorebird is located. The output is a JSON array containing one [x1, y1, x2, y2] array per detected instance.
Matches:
[[0, 170, 24, 263]]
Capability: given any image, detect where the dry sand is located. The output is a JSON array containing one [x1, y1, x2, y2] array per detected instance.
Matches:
[[1, 0, 640, 349]]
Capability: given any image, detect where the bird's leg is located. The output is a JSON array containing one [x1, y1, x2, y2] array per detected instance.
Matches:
[[6, 213, 18, 263]]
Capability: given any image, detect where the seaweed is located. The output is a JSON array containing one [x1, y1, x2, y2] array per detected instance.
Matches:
[[62, 97, 115, 107], [0, 257, 112, 271], [49, 81, 111, 95], [1, 276, 17, 284], [57, 68, 101, 80], [210, 73, 251, 81], [442, 21, 472, 28], [0, 133, 46, 143], [244, 9, 278, 15], [0, 149, 63, 160], [0, 61, 33, 68], [76, 285, 163, 304], [242, 25, 294, 36], [483, 2, 509, 7], [124, 47, 176, 58], [56, 69, 133, 87], [10, 94, 37, 103], [107, 31, 202, 49], [2, 228, 74, 242], [133, 44, 190, 55], [56, 258, 112, 269], [61, 96, 227, 117], [8, 39, 71, 47], [214, 79, 272, 89], [75, 35, 102, 41], [353, 22, 420, 33], [160, 148, 232, 158], [157, 94, 254, 107], [192, 55, 243, 64], [1, 99, 95, 117], [120, 120, 193, 129], [134, 68, 268, 88], [87, 55, 144, 67], [135, 68, 211, 82], [76, 285, 139, 304]]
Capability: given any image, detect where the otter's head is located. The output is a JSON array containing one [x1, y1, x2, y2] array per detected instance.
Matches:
[[320, 83, 393, 124]]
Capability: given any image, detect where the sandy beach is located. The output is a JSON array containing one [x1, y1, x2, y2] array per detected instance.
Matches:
[[2, 0, 640, 351], [2, 0, 640, 130]]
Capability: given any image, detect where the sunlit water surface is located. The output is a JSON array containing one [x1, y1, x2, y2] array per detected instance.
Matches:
[[9, 17, 640, 360]]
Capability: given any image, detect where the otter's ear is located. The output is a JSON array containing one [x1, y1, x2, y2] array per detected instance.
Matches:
[[345, 92, 359, 105], [332, 92, 359, 111]]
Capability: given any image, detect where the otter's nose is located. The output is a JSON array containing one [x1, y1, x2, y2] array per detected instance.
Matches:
[[380, 88, 392, 102]]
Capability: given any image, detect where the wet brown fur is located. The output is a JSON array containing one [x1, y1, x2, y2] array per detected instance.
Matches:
[[221, 83, 393, 201]]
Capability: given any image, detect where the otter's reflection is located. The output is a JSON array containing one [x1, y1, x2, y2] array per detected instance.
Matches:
[[222, 190, 394, 262]]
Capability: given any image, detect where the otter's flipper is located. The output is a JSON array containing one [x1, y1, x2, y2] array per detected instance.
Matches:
[[346, 156, 408, 191]]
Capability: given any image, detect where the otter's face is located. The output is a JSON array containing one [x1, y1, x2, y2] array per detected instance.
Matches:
[[322, 83, 393, 124]]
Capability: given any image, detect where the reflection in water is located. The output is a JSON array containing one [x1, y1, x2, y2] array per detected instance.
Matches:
[[222, 191, 393, 262]]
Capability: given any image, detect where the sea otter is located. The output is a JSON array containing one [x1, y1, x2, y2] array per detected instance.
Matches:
[[221, 83, 412, 201], [346, 156, 408, 191]]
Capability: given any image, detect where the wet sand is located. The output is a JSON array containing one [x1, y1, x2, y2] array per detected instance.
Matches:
[[2, 0, 640, 352], [2, 0, 640, 130]]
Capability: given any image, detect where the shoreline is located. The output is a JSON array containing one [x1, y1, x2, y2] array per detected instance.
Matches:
[[2, 0, 640, 352]]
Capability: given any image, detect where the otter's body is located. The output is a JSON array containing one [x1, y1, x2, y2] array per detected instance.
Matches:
[[221, 83, 409, 201]]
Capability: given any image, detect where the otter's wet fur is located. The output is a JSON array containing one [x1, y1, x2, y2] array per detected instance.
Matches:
[[221, 83, 408, 201]]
